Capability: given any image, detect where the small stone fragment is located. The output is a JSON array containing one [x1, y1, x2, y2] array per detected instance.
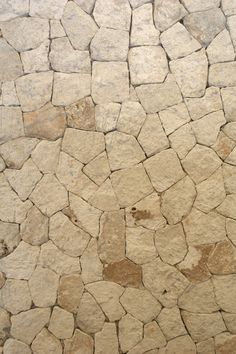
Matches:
[[119, 314, 143, 352], [1, 279, 32, 314], [81, 239, 103, 284], [21, 40, 50, 74], [154, 0, 187, 31], [50, 19, 66, 38], [58, 274, 84, 313], [93, 0, 131, 30], [222, 0, 236, 15], [31, 328, 62, 354], [95, 103, 121, 133], [95, 323, 119, 354], [48, 306, 74, 339], [0, 39, 23, 83], [3, 339, 31, 354], [126, 226, 156, 264], [0, 107, 24, 145], [169, 124, 196, 159], [158, 307, 186, 340], [64, 329, 94, 354], [209, 61, 236, 87], [159, 102, 190, 136], [65, 97, 95, 130], [31, 138, 61, 174], [117, 101, 146, 137], [103, 259, 142, 288], [207, 240, 236, 274], [207, 29, 235, 65], [83, 152, 110, 186]]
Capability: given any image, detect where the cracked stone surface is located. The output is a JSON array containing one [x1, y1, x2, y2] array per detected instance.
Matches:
[[0, 1, 236, 353]]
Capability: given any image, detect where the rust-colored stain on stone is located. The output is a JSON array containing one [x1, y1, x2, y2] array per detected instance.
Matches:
[[103, 259, 142, 288]]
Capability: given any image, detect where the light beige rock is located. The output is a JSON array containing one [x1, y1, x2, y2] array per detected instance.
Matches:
[[182, 0, 220, 12], [31, 138, 61, 174], [50, 19, 66, 38], [95, 103, 121, 133], [74, 0, 96, 13], [16, 71, 53, 112], [126, 192, 166, 230], [222, 313, 236, 334], [184, 8, 226, 46], [62, 1, 98, 50], [83, 152, 110, 186], [217, 194, 236, 219], [81, 239, 103, 284], [0, 107, 24, 145], [182, 311, 226, 342], [136, 75, 182, 113], [159, 102, 190, 136], [66, 96, 95, 131], [111, 164, 153, 207], [86, 281, 125, 321], [213, 275, 236, 313], [93, 0, 131, 30], [117, 101, 146, 137], [160, 22, 201, 60], [3, 339, 31, 354], [223, 122, 236, 140], [154, 0, 187, 31], [98, 210, 125, 263], [95, 323, 119, 354], [1, 81, 19, 106], [92, 62, 129, 104], [165, 335, 196, 354], [129, 46, 168, 85], [91, 28, 129, 61], [207, 240, 236, 274], [106, 131, 145, 171], [0, 38, 23, 83], [196, 339, 215, 354], [0, 308, 10, 342], [138, 114, 169, 156], [119, 314, 143, 353], [158, 307, 186, 340], [0, 158, 5, 172], [1, 279, 31, 314], [221, 86, 236, 122], [194, 168, 226, 212], [215, 332, 236, 354], [4, 159, 42, 201], [227, 218, 236, 246], [131, 4, 160, 46], [223, 163, 236, 194], [29, 266, 59, 307], [31, 328, 62, 354], [0, 0, 28, 21], [64, 329, 94, 354], [209, 62, 236, 87], [126, 227, 156, 264], [142, 258, 189, 307], [155, 224, 187, 265], [0, 222, 20, 257], [58, 274, 84, 313], [222, 0, 236, 15], [212, 132, 236, 160], [50, 37, 90, 74], [207, 30, 235, 65], [183, 208, 226, 245], [21, 40, 50, 74], [88, 178, 119, 211], [39, 241, 81, 275], [228, 16, 236, 48], [23, 102, 66, 140], [48, 307, 74, 339], [52, 72, 91, 106], [11, 308, 50, 345], [76, 292, 105, 334], [170, 50, 208, 98], [182, 144, 222, 183], [144, 149, 185, 192], [169, 124, 196, 159], [30, 0, 67, 19], [30, 174, 68, 217]]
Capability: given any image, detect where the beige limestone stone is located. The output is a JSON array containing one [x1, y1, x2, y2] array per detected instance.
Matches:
[[3, 339, 31, 354], [95, 323, 119, 354], [221, 86, 236, 122], [81, 239, 103, 284], [30, 174, 68, 217], [228, 16, 236, 48], [213, 274, 236, 313], [117, 101, 146, 137], [161, 176, 196, 225], [76, 292, 105, 334], [1, 81, 19, 106], [142, 258, 189, 307], [170, 50, 208, 98], [196, 339, 215, 354], [48, 306, 74, 339], [138, 114, 169, 157], [182, 144, 222, 183], [169, 124, 196, 159], [155, 224, 187, 265], [66, 97, 95, 131], [215, 332, 236, 354], [223, 163, 236, 194], [131, 4, 160, 46], [136, 75, 182, 113], [62, 1, 98, 50], [185, 86, 222, 120], [209, 62, 236, 87], [183, 208, 226, 245], [207, 240, 236, 274], [165, 336, 196, 354], [93, 0, 131, 31], [58, 274, 83, 313], [21, 40, 50, 74], [83, 152, 110, 186], [11, 308, 50, 345], [154, 0, 187, 31], [86, 281, 125, 321], [31, 138, 61, 174], [30, 0, 67, 19], [158, 307, 186, 340], [21, 206, 48, 246], [182, 0, 220, 12], [144, 149, 185, 193], [227, 218, 236, 246], [212, 132, 236, 160], [0, 0, 28, 21], [126, 192, 166, 230], [0, 39, 23, 83], [74, 0, 96, 13], [39, 241, 81, 275], [29, 266, 59, 307], [88, 178, 120, 211], [129, 0, 151, 7], [0, 308, 10, 342], [103, 259, 142, 288], [159, 102, 190, 136], [64, 329, 94, 354], [50, 19, 66, 38], [95, 103, 121, 133], [92, 62, 129, 104], [0, 107, 24, 145], [31, 328, 62, 354], [217, 194, 236, 219], [222, 313, 236, 334], [222, 0, 236, 15], [0, 222, 20, 257], [207, 29, 235, 65], [223, 122, 236, 140], [126, 226, 156, 264], [119, 314, 143, 353], [0, 158, 5, 173], [0, 241, 39, 280], [1, 279, 31, 314]]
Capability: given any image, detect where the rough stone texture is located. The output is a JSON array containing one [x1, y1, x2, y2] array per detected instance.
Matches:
[[117, 101, 146, 137], [84, 152, 110, 186], [95, 103, 121, 133], [31, 328, 62, 354], [1, 81, 19, 106], [30, 0, 67, 19], [81, 239, 103, 284], [0, 39, 23, 83], [95, 323, 119, 354], [0, 221, 20, 257], [212, 132, 236, 160], [165, 336, 196, 354], [126, 226, 156, 264], [209, 62, 236, 87], [88, 178, 119, 211], [3, 339, 31, 354], [159, 102, 190, 136], [119, 314, 143, 352], [207, 29, 235, 65], [0, 107, 24, 144], [213, 275, 236, 313], [21, 40, 50, 74], [221, 86, 236, 122], [103, 259, 142, 288], [169, 124, 196, 159], [64, 329, 94, 354], [154, 0, 187, 31], [48, 306, 74, 339], [1, 279, 32, 314], [66, 97, 95, 131], [0, 0, 28, 21], [158, 307, 187, 340], [31, 138, 61, 174]]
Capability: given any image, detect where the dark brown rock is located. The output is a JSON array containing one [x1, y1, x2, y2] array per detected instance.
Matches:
[[103, 259, 142, 288], [65, 96, 95, 130]]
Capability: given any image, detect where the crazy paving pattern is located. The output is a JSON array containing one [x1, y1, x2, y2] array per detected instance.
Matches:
[[1, 0, 236, 353]]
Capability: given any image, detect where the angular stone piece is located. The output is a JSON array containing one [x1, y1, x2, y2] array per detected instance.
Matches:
[[209, 62, 236, 87], [129, 46, 168, 85], [213, 275, 236, 313], [31, 328, 62, 354], [227, 218, 236, 246], [30, 174, 68, 217], [50, 19, 66, 38], [222, 0, 236, 15], [1, 81, 19, 106], [3, 339, 31, 354], [223, 122, 236, 141], [0, 221, 20, 257], [217, 194, 236, 219], [64, 329, 94, 354], [111, 164, 153, 207], [207, 240, 236, 274], [74, 0, 96, 13], [154, 0, 187, 31], [0, 39, 23, 83], [95, 103, 121, 133], [92, 62, 129, 104], [21, 40, 50, 74], [159, 102, 190, 135], [93, 0, 131, 30], [95, 323, 119, 354], [155, 224, 187, 265], [1, 279, 32, 314], [196, 339, 215, 354], [223, 163, 236, 194], [81, 239, 103, 284], [222, 313, 236, 334], [183, 8, 226, 46], [0, 0, 28, 21], [126, 226, 156, 264], [228, 16, 236, 48], [117, 101, 146, 137], [58, 274, 84, 313], [0, 308, 10, 342], [120, 287, 161, 323], [207, 29, 235, 65], [16, 72, 53, 112], [66, 96, 95, 130], [221, 86, 236, 122], [30, 0, 67, 19], [212, 132, 236, 160], [88, 178, 119, 211], [165, 336, 196, 354], [119, 314, 143, 353], [11, 308, 50, 345], [158, 307, 186, 340], [144, 149, 185, 192], [31, 138, 61, 174], [182, 0, 220, 12], [62, 1, 98, 50], [48, 307, 74, 339], [182, 144, 222, 183], [215, 333, 236, 354], [0, 107, 24, 145], [169, 124, 196, 159], [83, 152, 110, 186], [103, 259, 142, 288], [170, 50, 208, 97]]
